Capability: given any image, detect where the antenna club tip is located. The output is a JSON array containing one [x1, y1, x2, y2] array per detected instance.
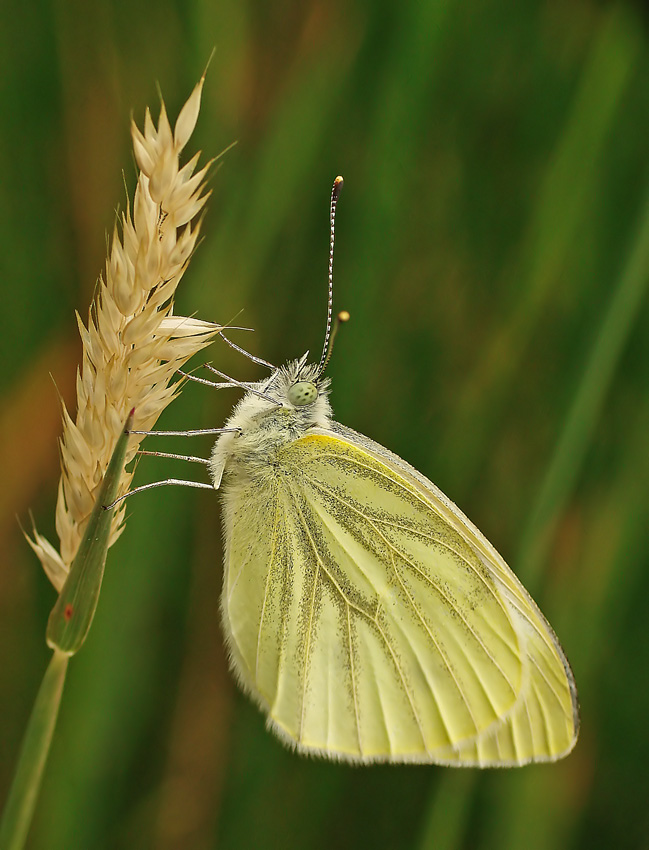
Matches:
[[334, 175, 344, 186], [337, 310, 350, 323]]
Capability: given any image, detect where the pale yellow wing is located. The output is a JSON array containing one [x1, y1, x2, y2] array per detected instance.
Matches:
[[221, 432, 578, 765]]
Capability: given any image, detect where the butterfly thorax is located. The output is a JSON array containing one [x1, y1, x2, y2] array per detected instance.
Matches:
[[209, 358, 332, 489]]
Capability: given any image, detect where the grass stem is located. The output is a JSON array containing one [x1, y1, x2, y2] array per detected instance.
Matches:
[[0, 651, 69, 850]]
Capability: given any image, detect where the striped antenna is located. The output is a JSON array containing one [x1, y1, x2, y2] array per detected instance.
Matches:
[[317, 176, 344, 376]]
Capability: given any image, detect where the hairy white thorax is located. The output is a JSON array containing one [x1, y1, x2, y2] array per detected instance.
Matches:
[[209, 357, 332, 490]]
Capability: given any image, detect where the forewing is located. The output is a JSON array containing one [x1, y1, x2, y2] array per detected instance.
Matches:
[[222, 433, 578, 765]]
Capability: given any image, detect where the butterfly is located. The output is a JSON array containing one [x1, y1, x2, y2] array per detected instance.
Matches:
[[205, 177, 579, 766]]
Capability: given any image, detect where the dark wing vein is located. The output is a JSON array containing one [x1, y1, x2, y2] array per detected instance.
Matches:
[[292, 457, 517, 646], [255, 487, 282, 684], [493, 580, 574, 692], [300, 470, 519, 713], [346, 604, 363, 754], [372, 517, 520, 655], [288, 482, 428, 750], [386, 549, 455, 745]]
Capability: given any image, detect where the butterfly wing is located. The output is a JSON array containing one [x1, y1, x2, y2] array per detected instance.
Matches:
[[221, 429, 578, 765]]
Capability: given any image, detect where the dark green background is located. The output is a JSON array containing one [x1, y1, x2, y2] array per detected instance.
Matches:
[[2, 0, 649, 848]]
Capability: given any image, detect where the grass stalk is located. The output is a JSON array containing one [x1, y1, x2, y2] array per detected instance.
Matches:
[[0, 651, 68, 850]]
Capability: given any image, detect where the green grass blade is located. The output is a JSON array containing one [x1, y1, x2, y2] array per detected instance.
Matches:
[[0, 650, 69, 850], [416, 773, 477, 850], [442, 5, 640, 491], [517, 182, 649, 588], [46, 410, 133, 655]]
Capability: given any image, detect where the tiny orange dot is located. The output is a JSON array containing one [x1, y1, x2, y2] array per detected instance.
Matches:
[[64, 604, 74, 621]]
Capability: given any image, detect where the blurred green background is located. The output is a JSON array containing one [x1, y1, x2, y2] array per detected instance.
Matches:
[[2, 0, 649, 848]]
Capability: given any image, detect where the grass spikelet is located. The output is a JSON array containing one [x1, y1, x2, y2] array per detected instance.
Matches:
[[28, 76, 219, 592]]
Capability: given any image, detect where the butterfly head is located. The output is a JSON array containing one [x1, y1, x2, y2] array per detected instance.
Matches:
[[282, 351, 322, 408], [235, 354, 332, 439], [268, 353, 331, 411]]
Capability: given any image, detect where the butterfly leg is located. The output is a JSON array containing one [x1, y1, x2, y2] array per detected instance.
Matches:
[[218, 332, 276, 370], [137, 449, 211, 465], [129, 427, 241, 437], [103, 478, 215, 510], [202, 364, 283, 406]]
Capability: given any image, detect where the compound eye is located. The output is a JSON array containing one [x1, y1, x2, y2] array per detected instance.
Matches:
[[288, 381, 318, 406]]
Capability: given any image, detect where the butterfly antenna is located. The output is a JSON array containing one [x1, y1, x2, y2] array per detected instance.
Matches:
[[320, 311, 350, 376], [317, 176, 344, 377]]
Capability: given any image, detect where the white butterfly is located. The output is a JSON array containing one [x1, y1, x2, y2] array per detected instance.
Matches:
[[132, 177, 579, 765], [207, 178, 579, 766]]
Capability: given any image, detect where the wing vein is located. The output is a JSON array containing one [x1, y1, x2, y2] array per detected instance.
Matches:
[[347, 603, 363, 755], [289, 483, 428, 752], [298, 527, 320, 743], [255, 488, 282, 685], [527, 648, 570, 728], [374, 519, 520, 655], [386, 549, 455, 745], [291, 457, 518, 655], [374, 608, 430, 753], [494, 581, 570, 677], [302, 472, 518, 717]]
